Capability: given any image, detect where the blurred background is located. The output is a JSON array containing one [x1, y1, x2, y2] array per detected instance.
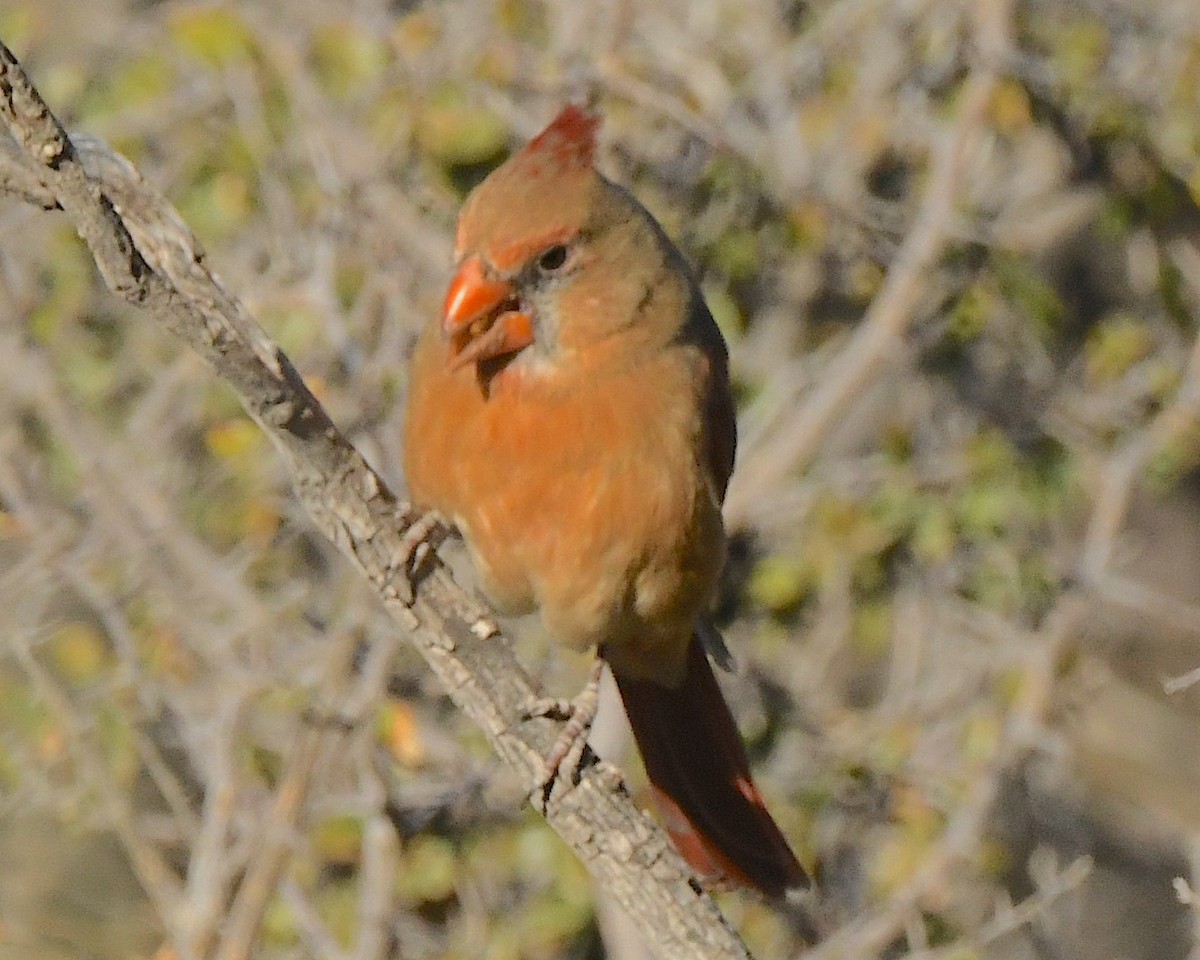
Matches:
[[2, 0, 1200, 958]]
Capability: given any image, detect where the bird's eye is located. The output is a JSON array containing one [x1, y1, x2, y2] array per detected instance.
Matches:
[[537, 245, 569, 274]]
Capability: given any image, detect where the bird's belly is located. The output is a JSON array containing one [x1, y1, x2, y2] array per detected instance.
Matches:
[[456, 434, 721, 667], [405, 348, 725, 680]]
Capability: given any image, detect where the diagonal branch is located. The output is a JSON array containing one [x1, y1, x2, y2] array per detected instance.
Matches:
[[0, 38, 752, 960]]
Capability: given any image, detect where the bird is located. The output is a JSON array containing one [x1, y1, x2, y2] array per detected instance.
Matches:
[[403, 104, 808, 897]]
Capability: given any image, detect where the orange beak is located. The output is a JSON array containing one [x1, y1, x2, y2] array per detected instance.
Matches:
[[442, 256, 535, 369]]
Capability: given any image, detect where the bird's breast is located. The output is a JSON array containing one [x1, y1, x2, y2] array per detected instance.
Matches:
[[404, 336, 724, 674]]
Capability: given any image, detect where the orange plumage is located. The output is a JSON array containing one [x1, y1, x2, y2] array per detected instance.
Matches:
[[403, 105, 807, 897]]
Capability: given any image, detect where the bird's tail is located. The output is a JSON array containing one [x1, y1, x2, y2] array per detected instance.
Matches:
[[612, 635, 809, 897]]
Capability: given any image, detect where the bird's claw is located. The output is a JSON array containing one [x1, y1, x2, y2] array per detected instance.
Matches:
[[523, 660, 604, 809], [391, 507, 445, 605]]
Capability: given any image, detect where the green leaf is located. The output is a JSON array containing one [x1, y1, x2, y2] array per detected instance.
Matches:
[[1085, 313, 1153, 382], [170, 7, 257, 68], [311, 22, 390, 99], [416, 89, 508, 167]]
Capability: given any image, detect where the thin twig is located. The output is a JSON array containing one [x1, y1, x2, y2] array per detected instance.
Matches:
[[1079, 239, 1200, 584], [1094, 572, 1200, 641], [212, 700, 336, 960], [1079, 337, 1200, 583], [808, 591, 1083, 960], [724, 0, 1009, 526], [908, 855, 1093, 960], [7, 627, 186, 929], [181, 695, 246, 960], [1165, 666, 1200, 695], [283, 878, 350, 960], [353, 813, 402, 960]]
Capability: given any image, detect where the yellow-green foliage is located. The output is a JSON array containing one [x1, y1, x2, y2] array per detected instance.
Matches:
[[5, 3, 1200, 959]]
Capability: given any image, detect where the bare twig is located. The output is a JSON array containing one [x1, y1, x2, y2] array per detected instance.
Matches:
[[0, 37, 751, 960], [809, 592, 1083, 960], [1164, 666, 1200, 696], [907, 854, 1092, 960], [1093, 572, 1200, 641], [181, 696, 244, 959], [0, 326, 279, 665], [282, 879, 350, 960], [353, 813, 402, 960], [724, 0, 1010, 526], [1078, 239, 1200, 584], [212, 699, 340, 960], [7, 624, 186, 928]]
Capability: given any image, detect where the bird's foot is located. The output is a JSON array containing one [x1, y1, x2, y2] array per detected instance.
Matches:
[[391, 507, 445, 605], [523, 659, 604, 809]]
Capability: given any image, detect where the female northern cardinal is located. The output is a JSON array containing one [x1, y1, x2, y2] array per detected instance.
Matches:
[[403, 105, 808, 897]]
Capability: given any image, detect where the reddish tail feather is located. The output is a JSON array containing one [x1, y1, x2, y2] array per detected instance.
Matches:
[[613, 636, 809, 897]]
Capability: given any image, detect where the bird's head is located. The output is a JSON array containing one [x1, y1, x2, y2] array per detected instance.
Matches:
[[441, 105, 600, 374], [440, 105, 684, 381]]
